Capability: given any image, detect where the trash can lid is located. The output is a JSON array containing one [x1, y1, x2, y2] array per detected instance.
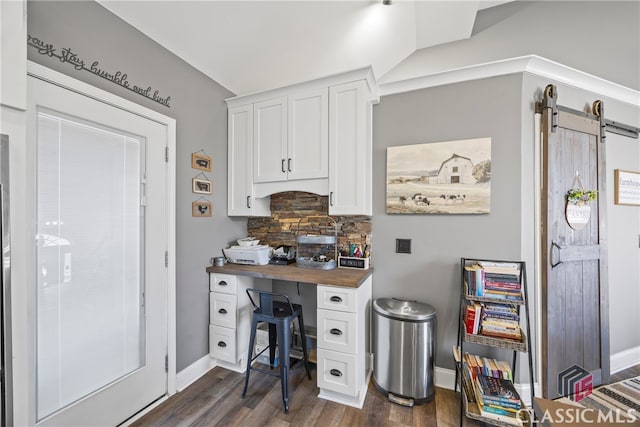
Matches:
[[373, 298, 436, 321]]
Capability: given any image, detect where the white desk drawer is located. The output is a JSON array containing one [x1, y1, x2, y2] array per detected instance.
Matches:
[[210, 274, 237, 294], [317, 285, 357, 313], [317, 309, 356, 354], [317, 349, 357, 396], [209, 325, 236, 363], [210, 293, 237, 328]]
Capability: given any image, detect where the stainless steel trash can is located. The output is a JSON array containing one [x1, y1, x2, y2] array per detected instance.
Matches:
[[373, 298, 436, 405]]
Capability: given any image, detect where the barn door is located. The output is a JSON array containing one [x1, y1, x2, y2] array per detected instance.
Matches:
[[539, 85, 609, 399]]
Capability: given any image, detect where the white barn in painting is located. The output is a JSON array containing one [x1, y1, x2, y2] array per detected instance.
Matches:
[[436, 154, 475, 184]]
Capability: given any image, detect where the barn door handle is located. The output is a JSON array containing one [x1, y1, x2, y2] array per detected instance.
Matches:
[[551, 241, 563, 269]]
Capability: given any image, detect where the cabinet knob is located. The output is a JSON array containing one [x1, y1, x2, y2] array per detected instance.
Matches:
[[218, 308, 227, 314], [246, 196, 251, 209], [219, 281, 228, 287], [329, 295, 342, 303], [217, 341, 227, 348], [288, 158, 292, 172], [329, 191, 334, 206], [330, 369, 343, 377], [282, 159, 286, 173], [330, 328, 343, 336]]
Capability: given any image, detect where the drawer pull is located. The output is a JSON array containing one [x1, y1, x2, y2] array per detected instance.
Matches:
[[218, 308, 227, 314], [217, 341, 227, 348], [330, 328, 343, 336], [329, 296, 342, 303], [330, 369, 343, 377], [218, 281, 228, 287]]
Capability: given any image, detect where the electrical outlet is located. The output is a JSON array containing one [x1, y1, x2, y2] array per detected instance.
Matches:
[[396, 238, 411, 254]]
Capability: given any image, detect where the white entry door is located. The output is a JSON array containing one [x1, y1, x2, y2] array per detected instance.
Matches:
[[27, 72, 171, 426]]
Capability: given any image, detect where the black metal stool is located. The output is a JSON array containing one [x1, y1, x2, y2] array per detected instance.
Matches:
[[241, 289, 312, 413]]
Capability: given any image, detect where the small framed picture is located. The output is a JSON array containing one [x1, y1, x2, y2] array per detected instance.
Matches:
[[192, 152, 212, 172], [192, 201, 212, 217], [614, 169, 640, 206], [192, 178, 212, 194]]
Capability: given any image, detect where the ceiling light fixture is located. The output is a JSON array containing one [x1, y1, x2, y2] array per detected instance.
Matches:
[[383, 0, 391, 5]]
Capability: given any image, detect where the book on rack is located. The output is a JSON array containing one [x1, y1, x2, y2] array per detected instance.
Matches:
[[464, 264, 484, 297], [464, 261, 523, 300], [477, 261, 521, 276], [464, 302, 481, 334], [473, 374, 524, 425], [462, 353, 513, 381], [476, 374, 521, 404], [480, 302, 522, 341]]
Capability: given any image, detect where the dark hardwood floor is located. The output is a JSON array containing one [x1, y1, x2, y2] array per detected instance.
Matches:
[[131, 364, 640, 427], [130, 364, 480, 427]]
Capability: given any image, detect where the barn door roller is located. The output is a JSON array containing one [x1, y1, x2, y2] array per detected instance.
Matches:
[[536, 84, 639, 140]]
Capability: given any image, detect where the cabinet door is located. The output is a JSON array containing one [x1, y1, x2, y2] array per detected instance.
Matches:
[[287, 88, 328, 181], [227, 105, 253, 215], [253, 97, 287, 183], [328, 81, 372, 215], [227, 105, 270, 216]]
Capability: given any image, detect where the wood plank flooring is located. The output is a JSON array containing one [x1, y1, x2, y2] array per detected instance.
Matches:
[[130, 364, 480, 427], [131, 364, 640, 427]]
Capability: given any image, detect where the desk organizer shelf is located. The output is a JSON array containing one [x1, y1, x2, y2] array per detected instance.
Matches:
[[296, 216, 338, 270]]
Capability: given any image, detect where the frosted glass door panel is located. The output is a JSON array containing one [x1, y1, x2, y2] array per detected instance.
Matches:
[[36, 112, 145, 420]]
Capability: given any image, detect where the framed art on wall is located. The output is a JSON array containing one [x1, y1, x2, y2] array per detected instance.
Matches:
[[386, 137, 492, 214], [192, 200, 212, 217], [614, 169, 640, 206], [192, 178, 212, 194], [192, 152, 212, 172]]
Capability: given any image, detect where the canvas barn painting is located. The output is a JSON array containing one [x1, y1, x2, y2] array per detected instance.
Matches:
[[386, 137, 491, 214]]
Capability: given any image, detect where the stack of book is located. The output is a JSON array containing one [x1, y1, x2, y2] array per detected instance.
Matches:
[[463, 353, 513, 382], [479, 261, 522, 302], [473, 374, 524, 425], [481, 302, 521, 341], [464, 262, 523, 302]]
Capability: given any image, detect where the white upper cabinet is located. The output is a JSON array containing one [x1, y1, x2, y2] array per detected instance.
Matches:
[[328, 81, 372, 216], [287, 88, 328, 181], [253, 88, 328, 184], [226, 67, 378, 216], [253, 97, 288, 183], [227, 104, 270, 216]]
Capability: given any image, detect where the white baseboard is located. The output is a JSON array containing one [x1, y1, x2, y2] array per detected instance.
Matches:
[[611, 346, 640, 374], [435, 366, 457, 390], [176, 355, 218, 392]]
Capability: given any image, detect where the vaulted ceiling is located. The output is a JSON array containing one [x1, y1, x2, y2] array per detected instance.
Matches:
[[97, 1, 511, 96]]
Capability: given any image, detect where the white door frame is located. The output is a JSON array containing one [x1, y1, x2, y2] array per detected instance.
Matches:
[[11, 61, 176, 426]]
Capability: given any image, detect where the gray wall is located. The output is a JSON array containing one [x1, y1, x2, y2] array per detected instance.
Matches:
[[27, 0, 245, 371], [383, 1, 640, 92], [372, 74, 524, 371]]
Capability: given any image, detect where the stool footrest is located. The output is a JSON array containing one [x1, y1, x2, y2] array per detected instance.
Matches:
[[250, 366, 280, 378]]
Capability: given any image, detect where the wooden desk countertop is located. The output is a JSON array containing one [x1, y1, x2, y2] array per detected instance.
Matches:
[[206, 263, 373, 288]]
